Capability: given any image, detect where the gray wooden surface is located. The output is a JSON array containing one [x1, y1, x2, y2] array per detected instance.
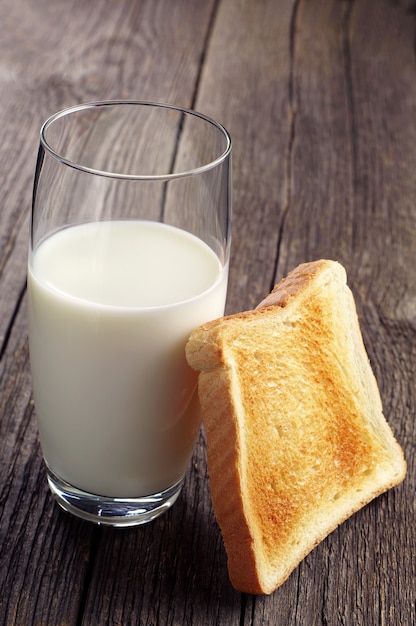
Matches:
[[0, 0, 415, 624]]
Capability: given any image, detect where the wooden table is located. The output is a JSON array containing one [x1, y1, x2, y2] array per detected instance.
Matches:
[[1, 1, 414, 624]]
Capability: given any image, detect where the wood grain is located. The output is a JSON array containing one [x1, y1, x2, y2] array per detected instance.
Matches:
[[0, 0, 414, 624]]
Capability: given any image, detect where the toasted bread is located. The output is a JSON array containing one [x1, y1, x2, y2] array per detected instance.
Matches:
[[185, 260, 406, 594]]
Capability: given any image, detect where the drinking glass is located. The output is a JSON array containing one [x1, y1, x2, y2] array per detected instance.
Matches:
[[28, 101, 232, 526]]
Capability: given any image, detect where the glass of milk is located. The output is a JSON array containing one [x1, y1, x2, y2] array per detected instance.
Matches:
[[28, 101, 232, 526]]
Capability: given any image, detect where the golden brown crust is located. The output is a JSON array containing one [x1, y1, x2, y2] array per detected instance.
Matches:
[[256, 260, 330, 309], [198, 368, 264, 591], [186, 259, 406, 594]]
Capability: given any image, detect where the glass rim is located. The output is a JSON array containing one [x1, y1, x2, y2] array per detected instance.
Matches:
[[40, 100, 232, 181]]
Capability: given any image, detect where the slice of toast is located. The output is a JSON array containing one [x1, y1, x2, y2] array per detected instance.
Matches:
[[185, 259, 406, 594]]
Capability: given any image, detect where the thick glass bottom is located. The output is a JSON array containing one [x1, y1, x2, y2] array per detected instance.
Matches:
[[46, 468, 183, 526]]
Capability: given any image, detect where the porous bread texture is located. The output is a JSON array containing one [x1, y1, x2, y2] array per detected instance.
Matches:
[[185, 260, 406, 595]]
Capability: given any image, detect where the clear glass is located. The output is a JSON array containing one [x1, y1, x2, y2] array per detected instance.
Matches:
[[28, 101, 232, 526]]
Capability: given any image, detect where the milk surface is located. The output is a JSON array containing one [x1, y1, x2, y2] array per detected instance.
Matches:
[[28, 220, 228, 497]]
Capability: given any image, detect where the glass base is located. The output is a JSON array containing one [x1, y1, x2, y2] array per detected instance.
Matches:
[[46, 469, 183, 527]]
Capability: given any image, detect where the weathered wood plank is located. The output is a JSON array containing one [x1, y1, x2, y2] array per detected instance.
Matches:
[[259, 1, 416, 624], [196, 0, 297, 313]]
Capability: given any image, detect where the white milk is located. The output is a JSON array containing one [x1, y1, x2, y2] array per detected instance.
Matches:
[[28, 220, 228, 497]]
